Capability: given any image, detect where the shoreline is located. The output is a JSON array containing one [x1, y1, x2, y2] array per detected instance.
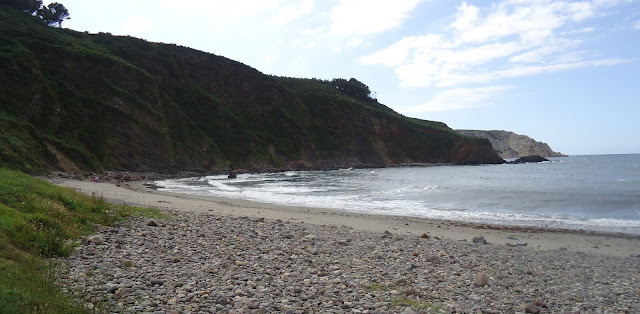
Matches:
[[52, 178, 640, 257]]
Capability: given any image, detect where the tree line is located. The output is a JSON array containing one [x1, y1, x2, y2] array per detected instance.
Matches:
[[310, 77, 377, 102], [1, 0, 70, 27]]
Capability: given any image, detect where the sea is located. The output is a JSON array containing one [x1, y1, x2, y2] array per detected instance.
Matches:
[[155, 154, 640, 235]]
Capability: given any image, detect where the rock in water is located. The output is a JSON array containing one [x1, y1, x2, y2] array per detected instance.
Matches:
[[474, 273, 490, 287], [510, 155, 549, 164]]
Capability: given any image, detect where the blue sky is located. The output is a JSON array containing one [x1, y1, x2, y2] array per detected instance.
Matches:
[[47, 0, 640, 155]]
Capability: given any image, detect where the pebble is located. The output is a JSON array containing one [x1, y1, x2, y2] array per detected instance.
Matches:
[[57, 210, 640, 313]]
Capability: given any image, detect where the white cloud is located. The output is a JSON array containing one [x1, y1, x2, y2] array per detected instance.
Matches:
[[122, 16, 152, 33], [634, 20, 640, 30], [271, 0, 314, 25], [362, 0, 632, 89], [404, 86, 513, 113], [329, 0, 425, 37]]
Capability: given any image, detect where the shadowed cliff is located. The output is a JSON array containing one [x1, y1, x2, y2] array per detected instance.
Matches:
[[0, 7, 504, 174]]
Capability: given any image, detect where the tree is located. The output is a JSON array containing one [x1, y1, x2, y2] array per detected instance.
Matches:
[[330, 78, 374, 101], [38, 2, 69, 28], [0, 0, 43, 14]]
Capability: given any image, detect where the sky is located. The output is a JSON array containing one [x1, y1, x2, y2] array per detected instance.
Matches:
[[45, 0, 640, 155]]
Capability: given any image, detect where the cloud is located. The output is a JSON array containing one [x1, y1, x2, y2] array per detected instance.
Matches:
[[271, 0, 314, 25], [404, 86, 513, 113], [634, 20, 640, 30], [122, 16, 152, 33], [362, 0, 632, 88], [329, 0, 425, 37]]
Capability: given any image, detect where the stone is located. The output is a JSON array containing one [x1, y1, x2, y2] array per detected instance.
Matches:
[[395, 278, 409, 286], [87, 235, 105, 244], [474, 273, 490, 287], [533, 300, 548, 308], [146, 219, 160, 227], [473, 236, 487, 244], [150, 279, 165, 286], [106, 284, 119, 294], [121, 260, 135, 268], [426, 255, 440, 264], [420, 233, 430, 238], [524, 303, 541, 314]]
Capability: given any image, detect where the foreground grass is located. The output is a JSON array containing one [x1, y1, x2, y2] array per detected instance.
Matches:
[[0, 168, 167, 313]]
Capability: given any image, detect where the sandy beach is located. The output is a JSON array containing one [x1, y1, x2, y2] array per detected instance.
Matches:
[[55, 179, 640, 258]]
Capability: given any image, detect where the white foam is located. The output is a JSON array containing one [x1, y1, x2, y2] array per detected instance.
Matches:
[[155, 159, 640, 235]]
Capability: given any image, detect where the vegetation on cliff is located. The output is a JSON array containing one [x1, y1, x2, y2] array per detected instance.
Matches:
[[0, 6, 503, 174]]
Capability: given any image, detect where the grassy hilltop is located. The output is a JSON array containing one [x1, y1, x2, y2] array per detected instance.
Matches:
[[0, 6, 503, 174]]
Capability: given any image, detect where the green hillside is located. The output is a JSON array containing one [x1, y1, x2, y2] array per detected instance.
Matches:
[[0, 6, 503, 174]]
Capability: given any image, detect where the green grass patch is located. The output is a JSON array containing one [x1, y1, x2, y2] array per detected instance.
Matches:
[[392, 297, 443, 311], [364, 281, 444, 311], [0, 168, 167, 313]]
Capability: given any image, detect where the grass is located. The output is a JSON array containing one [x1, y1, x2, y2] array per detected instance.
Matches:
[[364, 281, 444, 312], [0, 168, 167, 313]]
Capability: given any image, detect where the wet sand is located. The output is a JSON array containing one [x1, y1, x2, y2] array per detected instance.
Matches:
[[53, 179, 640, 257]]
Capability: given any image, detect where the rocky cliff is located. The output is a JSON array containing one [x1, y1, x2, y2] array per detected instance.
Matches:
[[457, 130, 565, 159], [0, 7, 504, 174]]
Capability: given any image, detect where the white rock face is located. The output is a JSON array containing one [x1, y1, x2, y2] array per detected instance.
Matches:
[[457, 130, 565, 159]]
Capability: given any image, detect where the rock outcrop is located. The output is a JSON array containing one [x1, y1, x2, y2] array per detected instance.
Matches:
[[457, 130, 565, 159], [509, 155, 549, 164]]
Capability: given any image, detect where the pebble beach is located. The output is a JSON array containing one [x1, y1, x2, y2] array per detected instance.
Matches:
[[54, 179, 640, 313]]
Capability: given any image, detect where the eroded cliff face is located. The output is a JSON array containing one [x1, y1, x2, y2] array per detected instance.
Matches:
[[0, 8, 504, 173], [457, 130, 566, 159]]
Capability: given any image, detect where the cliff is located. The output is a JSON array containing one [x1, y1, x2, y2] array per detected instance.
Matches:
[[457, 130, 566, 159], [0, 7, 504, 174]]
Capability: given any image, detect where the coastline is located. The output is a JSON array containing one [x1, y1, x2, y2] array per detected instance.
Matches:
[[52, 178, 640, 257]]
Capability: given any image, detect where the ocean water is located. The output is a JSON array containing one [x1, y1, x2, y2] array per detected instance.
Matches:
[[156, 154, 640, 235]]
